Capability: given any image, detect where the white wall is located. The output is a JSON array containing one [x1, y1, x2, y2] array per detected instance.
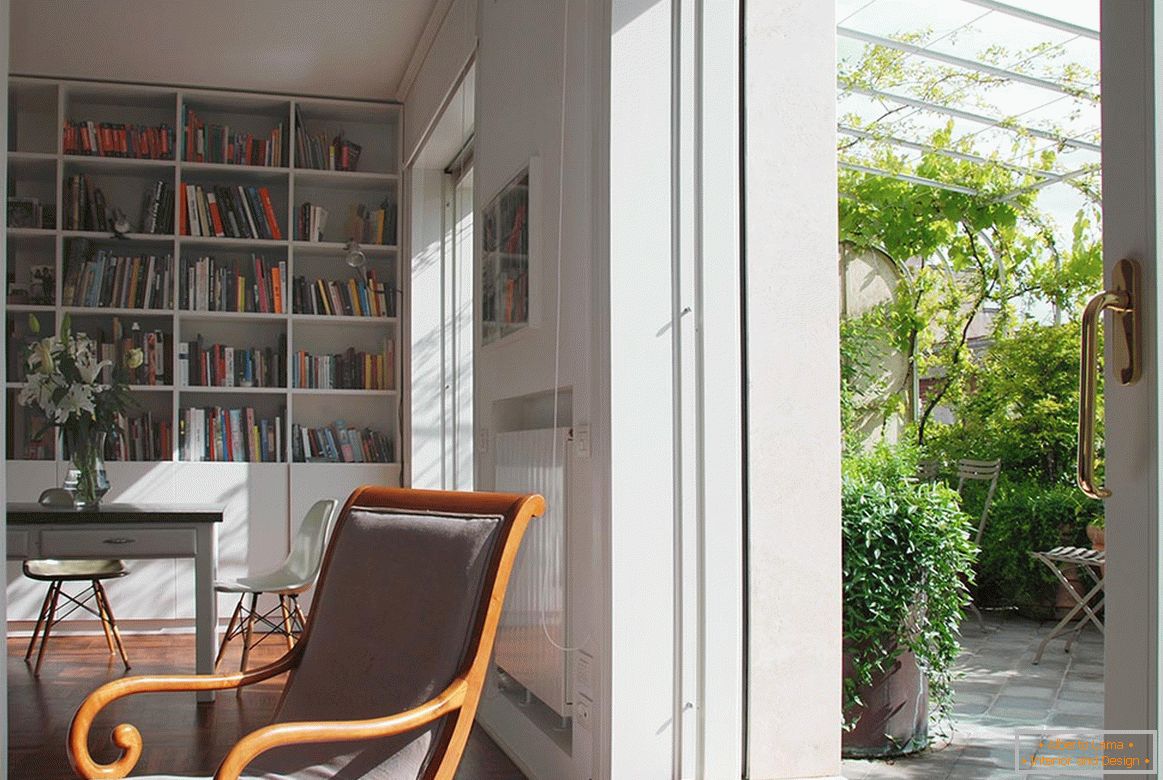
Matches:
[[471, 1, 599, 778], [409, 167, 449, 488], [402, 0, 477, 165], [744, 1, 842, 778], [605, 0, 676, 776], [9, 0, 435, 101]]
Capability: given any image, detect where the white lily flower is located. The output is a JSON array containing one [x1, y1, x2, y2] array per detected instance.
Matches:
[[54, 383, 97, 424]]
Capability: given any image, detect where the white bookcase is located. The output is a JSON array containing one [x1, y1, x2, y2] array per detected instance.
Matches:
[[5, 76, 405, 623]]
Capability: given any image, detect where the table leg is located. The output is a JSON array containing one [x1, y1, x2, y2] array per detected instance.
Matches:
[[195, 524, 218, 703]]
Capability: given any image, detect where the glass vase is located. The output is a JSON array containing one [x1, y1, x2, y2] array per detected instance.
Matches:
[[63, 429, 110, 508]]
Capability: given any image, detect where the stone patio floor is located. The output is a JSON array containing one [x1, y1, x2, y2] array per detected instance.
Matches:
[[842, 611, 1104, 779]]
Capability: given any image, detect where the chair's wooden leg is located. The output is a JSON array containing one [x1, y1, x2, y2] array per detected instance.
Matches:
[[292, 596, 306, 636], [25, 582, 55, 661], [94, 581, 115, 653], [95, 581, 130, 670], [278, 596, 294, 651], [216, 597, 244, 669], [239, 592, 259, 673], [33, 580, 62, 676]]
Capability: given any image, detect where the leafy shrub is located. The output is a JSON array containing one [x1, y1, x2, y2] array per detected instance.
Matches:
[[842, 443, 977, 729], [973, 479, 1100, 616], [925, 321, 1097, 485]]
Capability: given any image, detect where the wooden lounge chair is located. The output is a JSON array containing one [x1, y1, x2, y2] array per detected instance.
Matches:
[[67, 486, 545, 780]]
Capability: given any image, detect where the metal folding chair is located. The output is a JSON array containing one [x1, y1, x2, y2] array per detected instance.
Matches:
[[1030, 546, 1105, 663], [956, 458, 1001, 629]]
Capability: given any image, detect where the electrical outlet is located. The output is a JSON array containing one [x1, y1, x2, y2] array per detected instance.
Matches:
[[574, 423, 591, 458], [575, 650, 594, 699], [477, 428, 489, 454], [574, 693, 594, 731]]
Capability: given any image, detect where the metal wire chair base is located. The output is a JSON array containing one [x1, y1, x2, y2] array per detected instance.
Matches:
[[215, 593, 307, 672]]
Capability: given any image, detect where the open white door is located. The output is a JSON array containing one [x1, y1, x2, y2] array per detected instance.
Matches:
[[1098, 0, 1161, 747]]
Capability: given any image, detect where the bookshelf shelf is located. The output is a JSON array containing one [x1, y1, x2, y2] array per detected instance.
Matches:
[[291, 240, 397, 255], [290, 313, 397, 326], [7, 227, 55, 239], [178, 235, 284, 250], [181, 160, 289, 180], [293, 169, 399, 187], [63, 155, 175, 173], [61, 305, 172, 317], [61, 230, 174, 242], [291, 388, 397, 397], [5, 77, 406, 626], [178, 310, 286, 323], [179, 386, 287, 395], [8, 151, 56, 163]]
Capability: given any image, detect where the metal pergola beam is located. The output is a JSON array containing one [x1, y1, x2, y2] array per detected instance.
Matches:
[[839, 124, 1065, 181], [999, 164, 1099, 202], [837, 27, 1092, 98], [959, 0, 1100, 41], [843, 84, 1102, 153], [840, 161, 981, 195]]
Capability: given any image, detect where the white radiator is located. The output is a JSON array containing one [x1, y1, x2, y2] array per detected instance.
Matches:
[[494, 427, 570, 717]]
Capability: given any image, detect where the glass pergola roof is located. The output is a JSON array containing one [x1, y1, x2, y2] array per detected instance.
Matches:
[[837, 0, 1099, 233]]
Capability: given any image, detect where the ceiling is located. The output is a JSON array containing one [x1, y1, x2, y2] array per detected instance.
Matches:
[[9, 0, 446, 101]]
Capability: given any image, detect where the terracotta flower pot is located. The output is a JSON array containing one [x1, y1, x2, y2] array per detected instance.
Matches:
[[842, 647, 929, 758], [1086, 523, 1105, 551]]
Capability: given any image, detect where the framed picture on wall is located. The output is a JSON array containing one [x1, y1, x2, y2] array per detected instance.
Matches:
[[481, 159, 538, 347]]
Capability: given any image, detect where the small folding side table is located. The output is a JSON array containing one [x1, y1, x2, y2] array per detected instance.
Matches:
[[1030, 545, 1105, 664]]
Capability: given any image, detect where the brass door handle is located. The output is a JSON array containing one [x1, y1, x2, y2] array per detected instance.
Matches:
[[1078, 258, 1141, 499]]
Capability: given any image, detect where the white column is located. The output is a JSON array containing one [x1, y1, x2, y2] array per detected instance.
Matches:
[[606, 0, 679, 776], [1101, 0, 1162, 741], [743, 2, 842, 778]]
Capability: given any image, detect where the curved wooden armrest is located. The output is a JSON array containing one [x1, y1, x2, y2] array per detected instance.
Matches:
[[69, 650, 300, 780], [213, 678, 469, 780]]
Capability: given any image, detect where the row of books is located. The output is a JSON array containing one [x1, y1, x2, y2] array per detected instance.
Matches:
[[291, 270, 395, 318], [180, 183, 283, 240], [344, 200, 396, 246], [178, 334, 287, 389], [184, 106, 285, 167], [181, 255, 285, 313], [291, 343, 394, 390], [291, 420, 393, 463], [139, 179, 176, 235], [61, 241, 174, 310], [63, 120, 175, 159], [63, 174, 114, 232], [296, 202, 328, 242], [293, 199, 396, 245], [10, 403, 52, 460], [94, 318, 169, 386], [295, 106, 362, 171], [106, 411, 172, 461], [179, 405, 283, 462]]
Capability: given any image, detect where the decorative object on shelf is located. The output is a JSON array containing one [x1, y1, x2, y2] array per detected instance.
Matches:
[[30, 265, 54, 306], [7, 196, 41, 229], [16, 313, 142, 507], [110, 208, 132, 239], [481, 163, 532, 346], [344, 239, 367, 281]]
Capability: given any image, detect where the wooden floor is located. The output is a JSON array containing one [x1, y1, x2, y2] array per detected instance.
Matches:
[[8, 631, 526, 779]]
